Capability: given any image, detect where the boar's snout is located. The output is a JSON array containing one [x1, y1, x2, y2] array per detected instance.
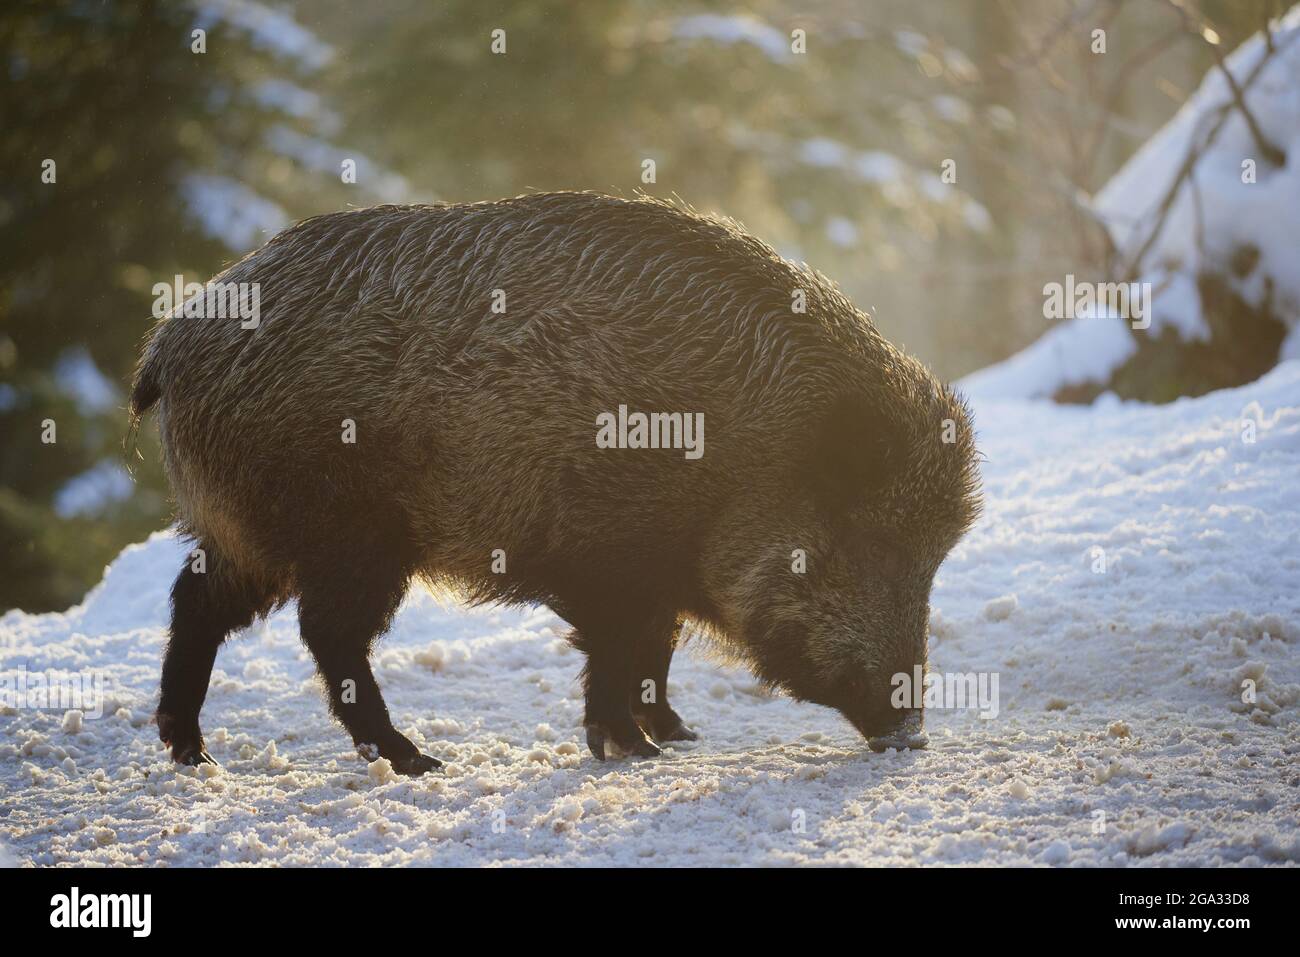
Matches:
[[851, 706, 928, 752], [840, 666, 929, 751]]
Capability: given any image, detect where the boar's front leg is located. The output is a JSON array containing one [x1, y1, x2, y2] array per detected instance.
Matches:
[[570, 607, 669, 761], [629, 621, 698, 744], [296, 527, 440, 775]]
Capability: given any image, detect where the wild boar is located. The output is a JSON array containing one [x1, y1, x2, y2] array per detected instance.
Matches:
[[130, 191, 981, 773]]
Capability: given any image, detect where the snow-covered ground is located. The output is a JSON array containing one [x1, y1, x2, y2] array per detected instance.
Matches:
[[2, 363, 1297, 867]]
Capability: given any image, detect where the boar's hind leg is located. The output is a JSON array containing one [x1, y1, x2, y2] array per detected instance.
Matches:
[[573, 609, 670, 761], [158, 547, 273, 767], [296, 531, 440, 776], [629, 622, 698, 744]]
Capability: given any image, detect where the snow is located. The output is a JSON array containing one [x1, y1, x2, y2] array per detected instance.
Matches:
[[791, 135, 990, 230], [1148, 269, 1211, 342], [53, 461, 134, 520], [52, 347, 119, 414], [251, 79, 341, 136], [673, 14, 792, 64], [181, 173, 289, 252], [931, 94, 973, 126], [264, 126, 410, 203], [176, 3, 413, 256], [1285, 324, 1300, 362], [958, 315, 1139, 401], [1095, 6, 1300, 343], [893, 30, 929, 59], [3, 363, 1298, 866], [969, 11, 1300, 400], [194, 0, 333, 71], [825, 216, 859, 248], [798, 137, 906, 187]]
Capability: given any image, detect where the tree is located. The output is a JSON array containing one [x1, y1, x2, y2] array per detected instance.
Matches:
[[0, 0, 384, 610]]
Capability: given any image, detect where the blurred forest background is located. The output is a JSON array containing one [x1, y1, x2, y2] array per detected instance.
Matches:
[[0, 0, 1288, 611]]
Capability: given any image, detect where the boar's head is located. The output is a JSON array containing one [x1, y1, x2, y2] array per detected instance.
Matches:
[[699, 356, 981, 748]]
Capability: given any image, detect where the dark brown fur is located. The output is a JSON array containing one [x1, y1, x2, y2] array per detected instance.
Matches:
[[131, 191, 980, 771]]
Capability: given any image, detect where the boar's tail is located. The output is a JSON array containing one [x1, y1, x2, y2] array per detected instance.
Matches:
[[125, 344, 163, 459]]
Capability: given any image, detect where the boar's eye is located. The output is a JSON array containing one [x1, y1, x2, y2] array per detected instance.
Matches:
[[808, 395, 902, 510]]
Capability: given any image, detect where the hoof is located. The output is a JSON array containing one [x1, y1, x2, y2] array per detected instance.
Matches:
[[635, 710, 699, 744], [391, 752, 443, 776], [175, 746, 218, 767], [357, 738, 443, 775], [586, 723, 661, 761], [658, 723, 699, 743], [158, 712, 216, 767]]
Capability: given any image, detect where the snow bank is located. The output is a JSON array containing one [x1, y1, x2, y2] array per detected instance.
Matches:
[[1095, 6, 1300, 349], [2, 365, 1298, 866], [966, 8, 1300, 400], [959, 315, 1137, 402]]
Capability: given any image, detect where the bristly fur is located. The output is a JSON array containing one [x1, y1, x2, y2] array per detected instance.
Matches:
[[133, 191, 982, 768]]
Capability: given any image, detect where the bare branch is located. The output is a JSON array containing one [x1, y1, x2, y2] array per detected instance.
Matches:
[[1081, 26, 1185, 178], [1165, 0, 1286, 166], [1005, 0, 1112, 70], [1117, 23, 1296, 281]]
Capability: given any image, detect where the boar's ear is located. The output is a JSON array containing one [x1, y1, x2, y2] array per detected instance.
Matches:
[[807, 394, 902, 509]]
